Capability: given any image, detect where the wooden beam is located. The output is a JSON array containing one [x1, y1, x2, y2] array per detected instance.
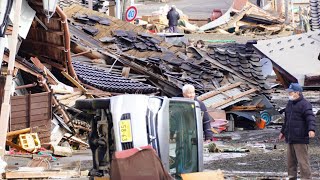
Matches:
[[2, 55, 42, 78], [220, 5, 253, 30], [82, 83, 112, 97], [30, 57, 59, 85], [42, 83, 71, 124], [181, 170, 224, 180], [56, 91, 82, 101], [71, 50, 91, 57], [6, 140, 31, 153], [210, 88, 257, 108], [230, 105, 264, 111], [29, 28, 64, 35], [5, 170, 80, 179], [7, 128, 31, 137], [23, 39, 65, 50], [61, 71, 94, 98], [121, 67, 131, 78], [17, 50, 67, 71], [0, 0, 22, 158], [64, 133, 89, 147], [198, 82, 242, 101], [273, 67, 288, 88], [38, 57, 66, 71]]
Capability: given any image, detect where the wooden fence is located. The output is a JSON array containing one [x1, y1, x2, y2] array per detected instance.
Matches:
[[10, 92, 52, 143]]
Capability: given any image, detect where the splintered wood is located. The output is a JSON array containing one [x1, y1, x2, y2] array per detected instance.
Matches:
[[181, 170, 224, 180], [5, 170, 80, 179]]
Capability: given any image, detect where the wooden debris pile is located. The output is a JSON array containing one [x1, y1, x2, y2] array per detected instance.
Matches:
[[64, 5, 274, 99], [201, 2, 285, 35], [61, 5, 280, 131], [0, 53, 90, 157], [136, 1, 286, 35]]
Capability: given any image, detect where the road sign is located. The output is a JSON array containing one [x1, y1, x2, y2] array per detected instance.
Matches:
[[125, 6, 137, 22]]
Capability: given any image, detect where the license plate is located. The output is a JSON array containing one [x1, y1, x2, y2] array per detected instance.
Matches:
[[120, 120, 133, 143]]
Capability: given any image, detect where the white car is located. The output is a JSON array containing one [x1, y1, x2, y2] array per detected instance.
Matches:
[[76, 94, 204, 178]]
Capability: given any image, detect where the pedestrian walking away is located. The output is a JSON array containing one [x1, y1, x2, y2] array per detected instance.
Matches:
[[278, 83, 316, 180], [166, 5, 180, 33]]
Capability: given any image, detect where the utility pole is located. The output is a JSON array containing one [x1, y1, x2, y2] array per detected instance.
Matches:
[[291, 0, 295, 26], [0, 0, 22, 158], [285, 0, 289, 24], [88, 0, 93, 10], [116, 0, 121, 19], [122, 0, 130, 20], [0, 38, 5, 70], [276, 0, 284, 17]]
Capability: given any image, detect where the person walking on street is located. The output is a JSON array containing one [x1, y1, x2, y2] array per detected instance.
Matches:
[[182, 84, 213, 142], [167, 5, 180, 33], [279, 83, 316, 180]]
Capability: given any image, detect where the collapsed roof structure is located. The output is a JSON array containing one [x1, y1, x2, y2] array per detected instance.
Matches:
[[4, 0, 313, 165], [63, 4, 272, 100], [254, 30, 320, 88]]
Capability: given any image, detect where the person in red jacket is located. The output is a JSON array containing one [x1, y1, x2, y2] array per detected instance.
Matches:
[[279, 83, 316, 179]]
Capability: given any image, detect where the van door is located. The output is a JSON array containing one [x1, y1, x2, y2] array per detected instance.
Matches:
[[168, 100, 203, 179]]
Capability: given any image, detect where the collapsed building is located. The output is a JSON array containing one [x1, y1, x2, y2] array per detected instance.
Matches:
[[0, 1, 283, 149], [0, 0, 320, 178]]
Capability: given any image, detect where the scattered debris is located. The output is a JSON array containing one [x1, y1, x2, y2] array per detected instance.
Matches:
[[138, 1, 285, 36], [4, 169, 80, 179], [18, 133, 41, 152], [181, 170, 224, 180], [52, 145, 73, 157], [222, 147, 250, 153], [0, 0, 319, 179]]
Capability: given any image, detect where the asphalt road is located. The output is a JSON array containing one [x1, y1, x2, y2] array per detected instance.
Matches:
[[136, 0, 235, 19]]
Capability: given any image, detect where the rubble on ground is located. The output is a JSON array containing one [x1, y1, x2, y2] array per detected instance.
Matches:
[[0, 0, 319, 179], [0, 3, 306, 162], [138, 1, 287, 36], [63, 5, 282, 131], [137, 0, 318, 37]]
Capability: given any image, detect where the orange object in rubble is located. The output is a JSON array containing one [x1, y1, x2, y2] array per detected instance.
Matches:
[[256, 119, 267, 129]]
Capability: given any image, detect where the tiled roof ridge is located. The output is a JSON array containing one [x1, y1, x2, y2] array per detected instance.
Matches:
[[72, 61, 158, 94]]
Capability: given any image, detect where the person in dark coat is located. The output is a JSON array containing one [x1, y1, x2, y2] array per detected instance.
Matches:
[[166, 5, 180, 33], [182, 84, 213, 142], [279, 83, 316, 180]]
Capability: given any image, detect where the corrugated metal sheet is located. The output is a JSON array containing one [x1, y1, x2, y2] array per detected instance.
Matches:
[[202, 87, 251, 109], [254, 30, 320, 86]]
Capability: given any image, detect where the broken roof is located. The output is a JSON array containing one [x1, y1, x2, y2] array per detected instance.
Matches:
[[200, 1, 284, 32], [72, 60, 158, 94], [254, 30, 320, 86], [63, 5, 272, 98], [198, 83, 254, 109], [19, 0, 76, 78], [207, 43, 272, 95]]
